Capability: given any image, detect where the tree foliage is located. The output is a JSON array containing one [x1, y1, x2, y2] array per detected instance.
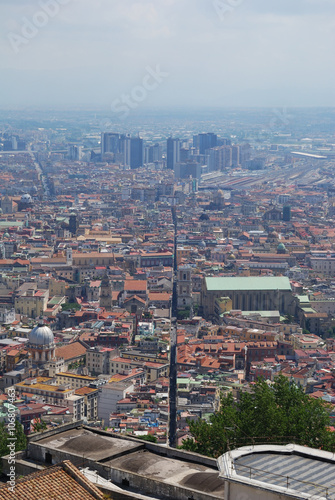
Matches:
[[0, 420, 27, 471], [32, 418, 47, 433], [61, 302, 81, 311], [182, 375, 335, 458], [135, 434, 157, 443], [177, 309, 190, 320], [283, 313, 294, 324], [14, 420, 27, 451]]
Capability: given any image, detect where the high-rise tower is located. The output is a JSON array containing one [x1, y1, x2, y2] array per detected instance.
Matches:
[[193, 133, 217, 154], [167, 137, 180, 170], [122, 136, 143, 169], [101, 132, 122, 156]]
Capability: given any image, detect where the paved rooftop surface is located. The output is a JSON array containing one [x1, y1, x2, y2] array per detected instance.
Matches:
[[37, 428, 142, 461], [106, 449, 225, 496], [34, 427, 225, 497]]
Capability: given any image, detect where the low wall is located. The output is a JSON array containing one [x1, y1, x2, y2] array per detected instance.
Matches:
[[2, 452, 44, 477], [227, 481, 298, 500], [109, 467, 224, 500], [82, 426, 217, 468], [28, 421, 84, 443]]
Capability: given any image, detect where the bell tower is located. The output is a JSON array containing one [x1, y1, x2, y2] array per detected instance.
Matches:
[[177, 265, 192, 309], [99, 273, 112, 309]]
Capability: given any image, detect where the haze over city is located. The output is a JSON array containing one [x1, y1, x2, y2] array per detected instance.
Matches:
[[1, 0, 335, 109], [1, 2, 335, 500]]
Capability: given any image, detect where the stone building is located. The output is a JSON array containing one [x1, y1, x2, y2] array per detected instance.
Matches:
[[201, 276, 294, 320], [1, 194, 16, 214], [15, 287, 49, 319]]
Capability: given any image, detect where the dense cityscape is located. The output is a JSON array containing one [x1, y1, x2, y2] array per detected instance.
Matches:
[[1, 0, 335, 496], [0, 106, 335, 498]]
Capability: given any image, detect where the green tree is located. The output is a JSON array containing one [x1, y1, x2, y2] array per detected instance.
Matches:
[[326, 326, 335, 338], [177, 309, 190, 320], [182, 375, 335, 458], [283, 314, 294, 324], [136, 434, 157, 443], [0, 421, 27, 455], [14, 420, 27, 450], [32, 418, 47, 433], [0, 420, 27, 471], [0, 422, 8, 458], [61, 302, 81, 311]]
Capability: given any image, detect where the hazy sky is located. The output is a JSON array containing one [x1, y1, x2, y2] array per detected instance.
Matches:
[[1, 0, 334, 109]]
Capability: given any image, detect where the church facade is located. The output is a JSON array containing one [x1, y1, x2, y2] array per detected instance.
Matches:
[[201, 276, 294, 320]]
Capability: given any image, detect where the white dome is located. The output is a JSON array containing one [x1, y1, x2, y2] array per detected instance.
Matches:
[[29, 325, 54, 346], [21, 193, 32, 203]]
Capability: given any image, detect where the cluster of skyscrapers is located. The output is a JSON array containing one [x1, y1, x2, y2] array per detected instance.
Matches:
[[101, 131, 251, 177], [101, 133, 144, 169], [166, 133, 251, 178]]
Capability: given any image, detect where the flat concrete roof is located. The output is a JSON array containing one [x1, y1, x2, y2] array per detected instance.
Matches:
[[205, 276, 291, 291], [106, 449, 225, 496], [218, 444, 335, 499], [31, 426, 225, 497], [36, 428, 142, 461]]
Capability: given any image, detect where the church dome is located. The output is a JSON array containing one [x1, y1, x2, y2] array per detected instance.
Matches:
[[21, 193, 33, 204], [277, 242, 287, 254], [29, 324, 54, 346]]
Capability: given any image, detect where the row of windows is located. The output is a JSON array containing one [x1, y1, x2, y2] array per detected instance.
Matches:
[[249, 350, 275, 356]]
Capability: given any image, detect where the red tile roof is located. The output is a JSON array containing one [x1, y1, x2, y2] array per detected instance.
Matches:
[[0, 460, 104, 500], [124, 295, 146, 304], [55, 341, 87, 361], [148, 292, 171, 301], [124, 280, 147, 291]]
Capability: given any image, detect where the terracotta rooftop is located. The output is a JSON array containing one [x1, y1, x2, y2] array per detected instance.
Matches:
[[55, 341, 87, 361], [124, 280, 147, 291], [75, 387, 98, 396], [124, 295, 146, 304], [148, 292, 171, 301], [0, 460, 104, 500]]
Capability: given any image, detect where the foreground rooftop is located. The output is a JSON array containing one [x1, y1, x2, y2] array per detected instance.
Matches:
[[218, 444, 335, 500], [21, 423, 225, 499]]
